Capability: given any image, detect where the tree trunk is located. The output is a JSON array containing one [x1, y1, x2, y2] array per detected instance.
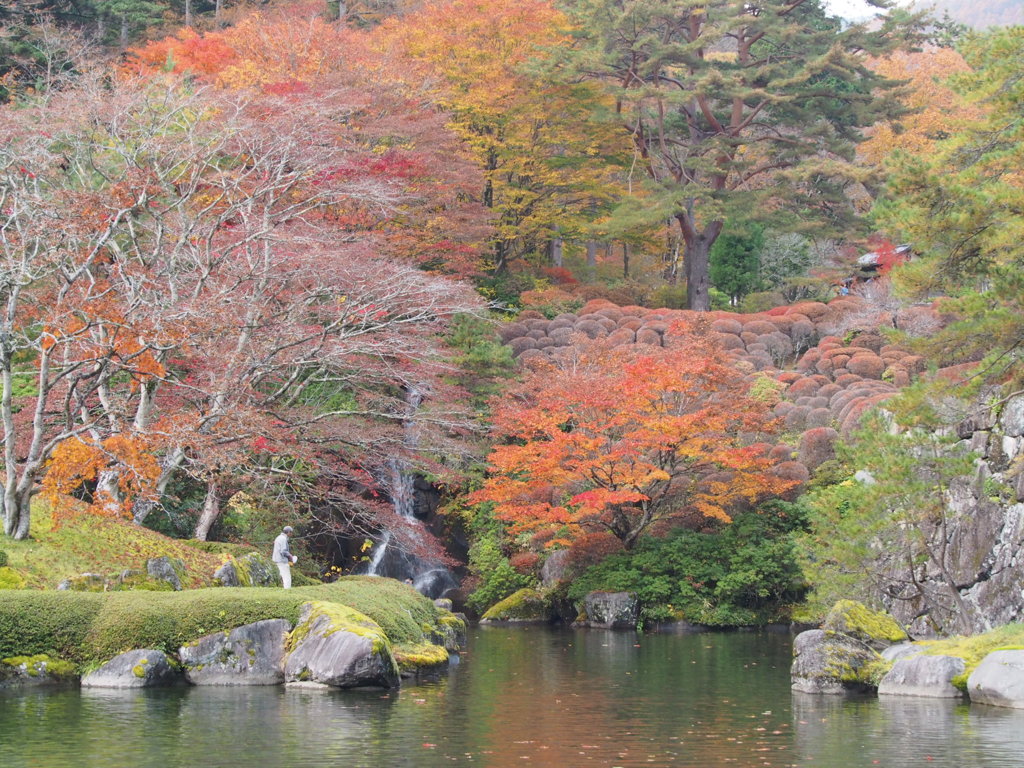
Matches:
[[325, 0, 346, 20], [215, 0, 224, 27], [3, 486, 32, 540], [549, 229, 563, 268], [622, 242, 630, 279], [185, 0, 193, 27], [586, 240, 598, 268], [193, 479, 220, 541]]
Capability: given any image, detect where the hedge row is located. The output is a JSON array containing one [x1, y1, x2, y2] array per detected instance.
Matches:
[[0, 576, 443, 666]]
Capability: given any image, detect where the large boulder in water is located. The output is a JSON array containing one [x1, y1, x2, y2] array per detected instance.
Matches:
[[966, 650, 1024, 709], [284, 601, 399, 689], [822, 600, 907, 651], [878, 654, 965, 698], [580, 591, 640, 630], [791, 629, 887, 695], [180, 619, 291, 685], [81, 649, 180, 689], [480, 588, 551, 623]]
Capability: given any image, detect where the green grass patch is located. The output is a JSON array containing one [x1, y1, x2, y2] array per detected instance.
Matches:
[[1, 501, 262, 589], [0, 576, 451, 668]]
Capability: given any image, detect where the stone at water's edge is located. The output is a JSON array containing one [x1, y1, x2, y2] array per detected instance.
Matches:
[[580, 591, 639, 630], [480, 588, 551, 623], [822, 600, 907, 651], [881, 642, 923, 663], [81, 650, 180, 689], [0, 656, 77, 689], [180, 619, 291, 685], [790, 629, 884, 695], [966, 650, 1024, 709], [878, 655, 965, 698], [284, 602, 400, 689]]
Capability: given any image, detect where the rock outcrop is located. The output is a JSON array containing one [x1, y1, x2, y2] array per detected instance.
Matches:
[[873, 394, 1024, 636], [284, 601, 400, 689], [180, 619, 291, 685], [213, 552, 280, 587], [578, 591, 640, 630], [81, 649, 180, 688], [878, 655, 965, 698], [480, 588, 551, 623], [791, 629, 887, 695], [966, 650, 1024, 709]]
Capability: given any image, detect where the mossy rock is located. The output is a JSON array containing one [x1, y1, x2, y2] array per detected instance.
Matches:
[[214, 553, 279, 588], [394, 642, 450, 674], [284, 601, 399, 689], [57, 573, 109, 592], [146, 557, 187, 591], [110, 570, 176, 592], [791, 629, 890, 695], [823, 600, 907, 651], [433, 611, 467, 650], [0, 566, 27, 590], [481, 588, 550, 623], [1, 654, 77, 688]]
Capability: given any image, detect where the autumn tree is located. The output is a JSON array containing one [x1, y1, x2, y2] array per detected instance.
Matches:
[[375, 0, 626, 274], [127, 10, 491, 278], [471, 330, 795, 549], [0, 72, 482, 541], [556, 0, 921, 310], [859, 47, 981, 168], [876, 27, 1024, 385]]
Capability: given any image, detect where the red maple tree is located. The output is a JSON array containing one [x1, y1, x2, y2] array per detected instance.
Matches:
[[472, 327, 796, 549]]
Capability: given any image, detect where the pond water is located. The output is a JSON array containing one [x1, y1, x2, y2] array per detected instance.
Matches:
[[3, 626, 1024, 768]]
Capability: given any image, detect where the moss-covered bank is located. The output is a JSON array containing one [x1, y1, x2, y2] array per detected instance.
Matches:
[[0, 576, 456, 668]]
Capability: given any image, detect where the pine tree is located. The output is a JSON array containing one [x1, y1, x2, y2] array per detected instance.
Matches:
[[557, 0, 921, 310]]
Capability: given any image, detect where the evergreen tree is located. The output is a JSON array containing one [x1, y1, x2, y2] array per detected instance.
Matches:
[[709, 222, 764, 305], [556, 0, 921, 310]]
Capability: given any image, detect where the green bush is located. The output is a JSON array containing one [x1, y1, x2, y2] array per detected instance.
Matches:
[[465, 536, 534, 615], [0, 567, 27, 590], [566, 502, 808, 626], [0, 576, 448, 666], [0, 549, 7, 568]]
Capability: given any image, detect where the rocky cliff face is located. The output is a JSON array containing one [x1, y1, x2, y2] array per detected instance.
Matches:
[[877, 395, 1024, 637]]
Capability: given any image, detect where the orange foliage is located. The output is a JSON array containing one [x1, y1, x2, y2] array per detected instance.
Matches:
[[127, 13, 357, 91], [861, 48, 984, 166], [471, 328, 796, 549], [43, 435, 162, 524]]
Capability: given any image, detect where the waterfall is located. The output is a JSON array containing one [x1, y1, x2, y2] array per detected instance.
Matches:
[[363, 385, 458, 599]]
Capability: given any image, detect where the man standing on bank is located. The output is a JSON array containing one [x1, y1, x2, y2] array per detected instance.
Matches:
[[272, 526, 298, 589]]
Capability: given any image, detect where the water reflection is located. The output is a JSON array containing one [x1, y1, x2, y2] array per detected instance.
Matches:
[[2, 627, 1023, 768]]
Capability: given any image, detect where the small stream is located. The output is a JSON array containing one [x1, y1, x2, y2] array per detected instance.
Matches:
[[2, 627, 1023, 768]]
